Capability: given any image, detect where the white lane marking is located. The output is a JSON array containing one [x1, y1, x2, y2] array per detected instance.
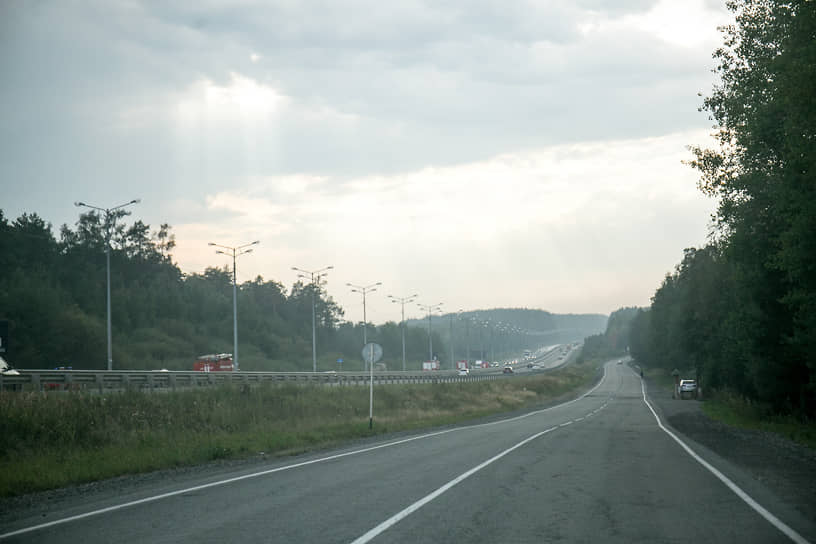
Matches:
[[575, 417, 584, 422], [0, 363, 611, 540], [350, 426, 561, 544], [350, 364, 620, 543], [640, 380, 811, 544], [0, 428, 459, 540]]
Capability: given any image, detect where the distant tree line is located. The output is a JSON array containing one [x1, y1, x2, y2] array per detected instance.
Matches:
[[0, 208, 445, 371], [409, 308, 608, 367], [0, 209, 604, 372], [628, 0, 815, 417], [578, 307, 639, 362]]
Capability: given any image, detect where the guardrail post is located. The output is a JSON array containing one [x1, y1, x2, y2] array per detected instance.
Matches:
[[96, 374, 104, 394]]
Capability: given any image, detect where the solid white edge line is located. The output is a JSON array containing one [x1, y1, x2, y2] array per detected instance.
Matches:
[[640, 378, 811, 544], [349, 426, 560, 544], [1, 363, 611, 540]]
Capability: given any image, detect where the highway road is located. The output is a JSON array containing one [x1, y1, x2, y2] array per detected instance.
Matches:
[[2, 360, 813, 543]]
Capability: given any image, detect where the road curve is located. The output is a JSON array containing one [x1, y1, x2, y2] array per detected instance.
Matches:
[[2, 361, 813, 543]]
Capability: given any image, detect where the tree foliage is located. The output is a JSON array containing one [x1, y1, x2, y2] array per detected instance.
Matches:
[[633, 0, 815, 416], [0, 209, 443, 371], [579, 307, 639, 362], [1, 208, 608, 372]]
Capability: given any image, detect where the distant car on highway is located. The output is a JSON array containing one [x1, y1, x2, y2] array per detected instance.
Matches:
[[679, 379, 697, 399], [458, 368, 470, 376], [502, 366, 514, 374]]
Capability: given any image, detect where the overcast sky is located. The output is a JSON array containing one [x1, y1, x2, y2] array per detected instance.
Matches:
[[1, 0, 732, 324]]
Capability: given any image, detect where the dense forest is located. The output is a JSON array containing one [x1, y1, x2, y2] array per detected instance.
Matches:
[[629, 0, 815, 417], [578, 307, 640, 362], [0, 209, 605, 372]]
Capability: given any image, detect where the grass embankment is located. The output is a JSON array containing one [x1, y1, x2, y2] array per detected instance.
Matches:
[[0, 361, 601, 498], [702, 391, 816, 450]]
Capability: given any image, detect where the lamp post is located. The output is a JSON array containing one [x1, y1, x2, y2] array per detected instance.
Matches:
[[450, 309, 463, 370], [417, 302, 443, 363], [347, 282, 381, 370], [208, 240, 259, 371], [464, 314, 471, 366], [74, 199, 140, 371], [388, 294, 418, 371], [292, 266, 333, 372], [474, 317, 486, 362]]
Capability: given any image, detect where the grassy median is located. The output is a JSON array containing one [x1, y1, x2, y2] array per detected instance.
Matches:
[[0, 361, 600, 498]]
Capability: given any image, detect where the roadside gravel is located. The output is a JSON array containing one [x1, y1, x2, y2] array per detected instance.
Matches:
[[644, 375, 816, 525]]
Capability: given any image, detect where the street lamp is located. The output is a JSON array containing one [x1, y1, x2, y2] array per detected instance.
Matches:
[[463, 313, 471, 366], [347, 282, 382, 369], [208, 240, 259, 371], [417, 302, 443, 363], [388, 294, 418, 371], [292, 265, 333, 372], [472, 317, 487, 362], [450, 309, 463, 370], [74, 198, 140, 371]]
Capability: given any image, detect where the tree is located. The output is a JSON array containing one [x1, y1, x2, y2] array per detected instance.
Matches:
[[683, 0, 815, 414]]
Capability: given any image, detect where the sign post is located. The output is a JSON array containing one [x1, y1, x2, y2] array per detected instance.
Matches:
[[362, 343, 383, 429]]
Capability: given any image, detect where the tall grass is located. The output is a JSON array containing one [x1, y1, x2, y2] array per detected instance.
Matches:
[[0, 362, 598, 497], [701, 390, 816, 450]]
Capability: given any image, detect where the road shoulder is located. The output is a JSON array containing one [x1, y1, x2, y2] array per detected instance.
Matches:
[[641, 370, 816, 536]]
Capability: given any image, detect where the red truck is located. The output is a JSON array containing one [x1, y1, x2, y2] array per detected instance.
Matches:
[[194, 353, 234, 372]]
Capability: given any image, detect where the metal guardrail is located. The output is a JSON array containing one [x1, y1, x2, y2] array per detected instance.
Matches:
[[0, 345, 581, 393], [0, 369, 502, 392]]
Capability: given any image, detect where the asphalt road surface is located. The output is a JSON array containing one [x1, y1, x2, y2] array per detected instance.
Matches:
[[2, 361, 813, 543]]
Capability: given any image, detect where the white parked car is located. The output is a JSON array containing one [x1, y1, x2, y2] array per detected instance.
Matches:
[[679, 379, 697, 399]]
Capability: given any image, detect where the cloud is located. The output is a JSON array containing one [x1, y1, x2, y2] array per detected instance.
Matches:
[[168, 129, 715, 321], [0, 0, 730, 321]]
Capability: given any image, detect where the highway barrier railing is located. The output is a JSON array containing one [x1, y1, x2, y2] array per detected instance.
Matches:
[[0, 369, 503, 393]]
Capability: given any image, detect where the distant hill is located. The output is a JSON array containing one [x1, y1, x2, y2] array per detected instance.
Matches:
[[406, 308, 608, 352]]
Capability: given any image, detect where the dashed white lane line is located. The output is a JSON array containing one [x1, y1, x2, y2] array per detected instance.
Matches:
[[350, 369, 616, 543], [640, 379, 811, 544], [349, 425, 561, 544]]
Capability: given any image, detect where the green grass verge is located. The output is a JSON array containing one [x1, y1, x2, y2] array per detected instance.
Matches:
[[0, 361, 601, 498], [702, 391, 816, 450]]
